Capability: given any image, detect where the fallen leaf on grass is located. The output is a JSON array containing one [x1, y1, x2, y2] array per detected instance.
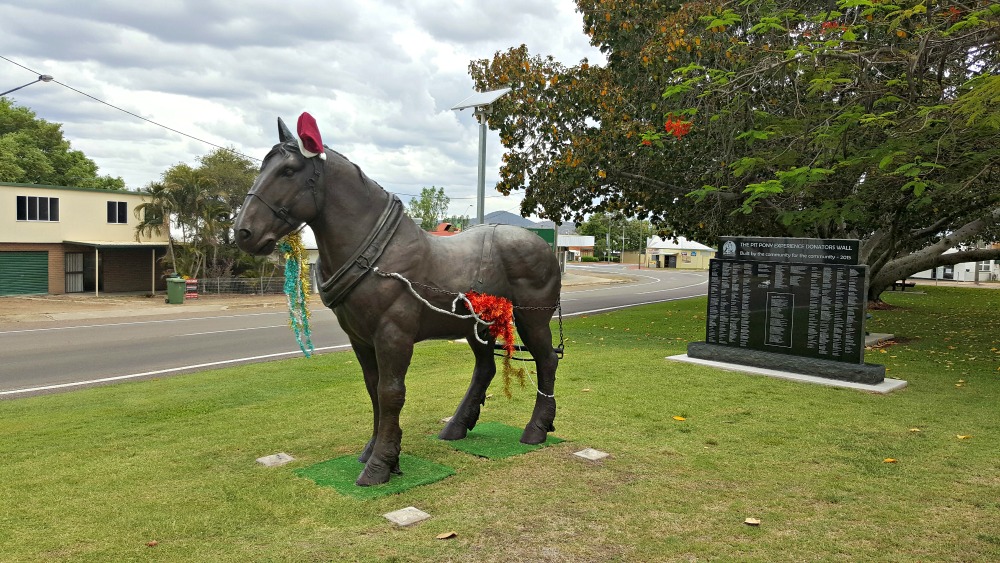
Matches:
[[672, 416, 686, 421], [744, 518, 761, 526], [581, 388, 591, 392], [436, 531, 457, 540], [909, 428, 921, 432], [883, 458, 898, 463], [955, 383, 964, 388], [957, 435, 972, 440], [146, 541, 158, 547]]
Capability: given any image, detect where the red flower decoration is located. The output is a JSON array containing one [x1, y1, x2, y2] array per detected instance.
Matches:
[[664, 114, 693, 139]]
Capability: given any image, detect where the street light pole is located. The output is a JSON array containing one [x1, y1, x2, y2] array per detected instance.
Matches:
[[474, 106, 488, 226], [1, 74, 54, 97], [451, 87, 511, 226]]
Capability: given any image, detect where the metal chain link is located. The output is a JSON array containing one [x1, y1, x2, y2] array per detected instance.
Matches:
[[371, 265, 565, 359]]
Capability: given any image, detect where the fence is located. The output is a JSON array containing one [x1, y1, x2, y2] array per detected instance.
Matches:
[[193, 276, 287, 295]]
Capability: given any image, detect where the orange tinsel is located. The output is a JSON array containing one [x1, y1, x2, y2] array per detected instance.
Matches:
[[466, 291, 524, 397], [466, 291, 515, 357]]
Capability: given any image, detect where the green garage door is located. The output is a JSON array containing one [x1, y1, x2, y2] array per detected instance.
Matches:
[[0, 252, 49, 295]]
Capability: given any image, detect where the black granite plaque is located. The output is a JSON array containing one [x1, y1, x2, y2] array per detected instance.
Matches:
[[705, 259, 868, 364], [718, 237, 860, 265]]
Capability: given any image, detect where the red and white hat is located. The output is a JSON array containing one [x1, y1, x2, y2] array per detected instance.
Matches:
[[296, 112, 326, 160]]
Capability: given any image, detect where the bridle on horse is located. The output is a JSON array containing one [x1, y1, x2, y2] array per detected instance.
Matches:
[[243, 143, 324, 230]]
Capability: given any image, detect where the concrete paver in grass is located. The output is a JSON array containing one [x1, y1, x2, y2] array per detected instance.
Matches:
[[573, 448, 609, 461], [256, 452, 294, 467], [383, 506, 431, 526]]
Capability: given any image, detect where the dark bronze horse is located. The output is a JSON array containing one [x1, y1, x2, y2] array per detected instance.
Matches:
[[234, 116, 560, 486]]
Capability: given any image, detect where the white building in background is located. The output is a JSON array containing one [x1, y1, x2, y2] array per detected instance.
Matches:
[[557, 235, 595, 261], [910, 246, 1000, 282]]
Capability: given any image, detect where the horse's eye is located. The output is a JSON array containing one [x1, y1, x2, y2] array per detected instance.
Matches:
[[282, 167, 295, 177]]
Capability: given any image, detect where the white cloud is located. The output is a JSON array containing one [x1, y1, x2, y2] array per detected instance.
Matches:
[[0, 0, 601, 218]]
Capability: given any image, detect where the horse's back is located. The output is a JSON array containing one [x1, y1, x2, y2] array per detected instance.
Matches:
[[422, 224, 559, 300]]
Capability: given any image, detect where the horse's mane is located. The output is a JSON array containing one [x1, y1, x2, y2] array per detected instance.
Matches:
[[326, 148, 392, 197]]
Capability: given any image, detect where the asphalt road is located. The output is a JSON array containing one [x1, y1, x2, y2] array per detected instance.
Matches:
[[0, 265, 707, 398]]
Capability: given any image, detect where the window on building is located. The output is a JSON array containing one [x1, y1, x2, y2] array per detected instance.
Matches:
[[108, 201, 128, 224], [16, 195, 60, 222], [978, 261, 992, 272]]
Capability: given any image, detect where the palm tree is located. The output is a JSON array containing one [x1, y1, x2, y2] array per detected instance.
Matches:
[[134, 181, 178, 272]]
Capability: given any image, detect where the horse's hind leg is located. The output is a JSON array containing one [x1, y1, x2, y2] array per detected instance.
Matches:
[[439, 334, 497, 440], [515, 311, 558, 444], [351, 339, 379, 464]]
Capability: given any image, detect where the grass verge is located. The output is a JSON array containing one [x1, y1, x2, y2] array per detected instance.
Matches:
[[1, 286, 998, 561]]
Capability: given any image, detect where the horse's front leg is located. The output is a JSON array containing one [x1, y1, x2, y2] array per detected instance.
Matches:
[[440, 334, 496, 440], [350, 339, 380, 464], [356, 327, 413, 487]]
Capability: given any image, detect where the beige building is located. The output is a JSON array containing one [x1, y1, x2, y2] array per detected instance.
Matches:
[[1, 183, 169, 295], [642, 236, 716, 269]]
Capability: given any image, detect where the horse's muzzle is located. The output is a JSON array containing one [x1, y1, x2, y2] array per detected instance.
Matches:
[[236, 228, 276, 255]]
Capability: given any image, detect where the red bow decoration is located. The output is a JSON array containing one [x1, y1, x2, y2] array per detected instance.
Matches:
[[296, 112, 326, 160]]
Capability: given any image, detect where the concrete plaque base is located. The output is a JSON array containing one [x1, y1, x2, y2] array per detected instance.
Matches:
[[687, 341, 886, 384], [668, 353, 907, 394]]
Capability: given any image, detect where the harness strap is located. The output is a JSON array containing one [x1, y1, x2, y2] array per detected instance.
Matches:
[[474, 225, 498, 291], [318, 195, 405, 308]]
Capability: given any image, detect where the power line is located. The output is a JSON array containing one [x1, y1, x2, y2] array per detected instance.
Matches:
[[1, 55, 260, 162], [2, 56, 519, 200]]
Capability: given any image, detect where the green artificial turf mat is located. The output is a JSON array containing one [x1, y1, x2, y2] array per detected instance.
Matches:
[[437, 421, 565, 459], [294, 453, 455, 500]]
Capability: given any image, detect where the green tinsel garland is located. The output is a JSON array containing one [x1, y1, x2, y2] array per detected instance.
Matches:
[[278, 232, 314, 357]]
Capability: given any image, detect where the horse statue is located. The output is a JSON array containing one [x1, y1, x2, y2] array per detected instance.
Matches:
[[234, 113, 561, 486]]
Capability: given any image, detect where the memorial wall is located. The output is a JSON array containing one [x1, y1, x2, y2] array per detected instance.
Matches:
[[705, 237, 868, 365]]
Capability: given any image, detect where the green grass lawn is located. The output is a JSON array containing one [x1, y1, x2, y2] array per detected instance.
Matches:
[[1, 286, 998, 561]]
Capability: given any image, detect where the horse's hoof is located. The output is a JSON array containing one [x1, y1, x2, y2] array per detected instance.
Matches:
[[438, 422, 469, 441], [355, 467, 390, 487], [520, 424, 549, 445]]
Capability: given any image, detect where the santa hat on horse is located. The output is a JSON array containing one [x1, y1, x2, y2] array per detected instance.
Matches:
[[296, 112, 326, 160]]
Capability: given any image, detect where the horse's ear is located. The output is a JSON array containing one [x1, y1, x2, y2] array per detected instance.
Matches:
[[277, 117, 295, 143]]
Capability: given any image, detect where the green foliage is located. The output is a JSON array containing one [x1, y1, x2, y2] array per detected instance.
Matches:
[[471, 0, 1000, 300], [0, 98, 125, 189], [406, 186, 450, 230], [576, 212, 652, 259], [135, 148, 257, 278]]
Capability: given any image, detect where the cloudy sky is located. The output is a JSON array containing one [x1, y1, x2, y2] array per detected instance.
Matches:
[[1, 0, 601, 220]]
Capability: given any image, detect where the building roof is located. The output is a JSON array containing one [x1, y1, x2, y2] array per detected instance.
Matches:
[[0, 182, 151, 196], [647, 236, 715, 252], [467, 210, 539, 228], [64, 240, 169, 248]]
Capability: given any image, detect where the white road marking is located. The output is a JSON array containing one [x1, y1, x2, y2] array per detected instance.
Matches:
[[635, 280, 709, 295], [178, 325, 286, 337], [0, 311, 285, 335], [0, 344, 352, 397], [565, 295, 700, 317]]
